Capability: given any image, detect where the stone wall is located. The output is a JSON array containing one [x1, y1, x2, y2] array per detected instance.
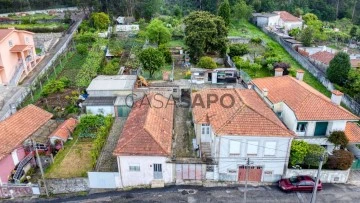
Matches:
[[45, 178, 89, 194], [285, 169, 350, 183], [33, 33, 63, 52]]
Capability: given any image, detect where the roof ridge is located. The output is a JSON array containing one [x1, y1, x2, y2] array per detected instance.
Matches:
[[289, 77, 359, 119]]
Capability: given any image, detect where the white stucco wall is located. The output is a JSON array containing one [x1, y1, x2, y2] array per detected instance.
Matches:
[[86, 106, 115, 117], [117, 156, 174, 187], [256, 17, 269, 27], [286, 169, 350, 183], [215, 135, 292, 182], [280, 103, 297, 132], [268, 15, 280, 26]]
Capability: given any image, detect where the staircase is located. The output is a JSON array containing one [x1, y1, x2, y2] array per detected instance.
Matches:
[[9, 63, 24, 86], [201, 142, 213, 162], [13, 153, 34, 182]]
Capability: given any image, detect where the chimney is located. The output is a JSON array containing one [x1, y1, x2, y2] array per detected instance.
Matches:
[[274, 68, 283, 77], [247, 83, 252, 89], [296, 69, 305, 81], [331, 90, 343, 106], [263, 88, 268, 97]]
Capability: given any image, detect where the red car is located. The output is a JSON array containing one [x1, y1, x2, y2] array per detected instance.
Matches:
[[278, 175, 322, 192]]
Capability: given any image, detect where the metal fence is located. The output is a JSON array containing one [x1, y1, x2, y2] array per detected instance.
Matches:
[[262, 27, 360, 116]]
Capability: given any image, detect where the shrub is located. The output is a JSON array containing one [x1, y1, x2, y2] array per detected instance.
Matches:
[[91, 12, 110, 30], [41, 77, 70, 97], [233, 56, 251, 69], [158, 45, 173, 64], [327, 52, 351, 86], [75, 33, 96, 44], [290, 140, 309, 166], [328, 131, 349, 149], [76, 44, 88, 55], [289, 28, 301, 37], [229, 44, 249, 57], [102, 59, 120, 75], [250, 37, 262, 44], [273, 62, 291, 75], [327, 150, 354, 170], [197, 56, 217, 69], [304, 144, 327, 168]]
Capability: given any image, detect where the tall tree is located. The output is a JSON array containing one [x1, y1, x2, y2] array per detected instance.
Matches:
[[327, 52, 351, 85], [91, 12, 110, 30], [233, 0, 253, 20], [139, 48, 165, 78], [146, 19, 172, 45], [184, 11, 228, 62], [218, 0, 231, 26]]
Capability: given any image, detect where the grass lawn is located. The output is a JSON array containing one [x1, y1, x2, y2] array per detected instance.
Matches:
[[9, 13, 56, 21], [58, 52, 87, 85], [142, 64, 188, 81], [0, 23, 69, 32], [45, 139, 93, 178], [168, 39, 186, 48], [229, 20, 331, 97]]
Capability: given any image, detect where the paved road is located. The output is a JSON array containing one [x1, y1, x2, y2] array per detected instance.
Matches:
[[13, 184, 360, 203]]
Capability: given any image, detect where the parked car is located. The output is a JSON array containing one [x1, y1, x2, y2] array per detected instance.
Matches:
[[278, 175, 322, 192]]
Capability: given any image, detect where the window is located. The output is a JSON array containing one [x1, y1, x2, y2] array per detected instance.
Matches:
[[229, 140, 241, 155], [296, 122, 308, 132], [247, 141, 258, 155], [264, 141, 277, 156], [201, 124, 210, 135], [225, 72, 233, 77], [173, 88, 178, 93], [8, 40, 13, 47], [129, 164, 140, 171], [25, 37, 29, 44]]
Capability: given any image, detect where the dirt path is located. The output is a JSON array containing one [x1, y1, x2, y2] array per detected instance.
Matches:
[[95, 118, 126, 172]]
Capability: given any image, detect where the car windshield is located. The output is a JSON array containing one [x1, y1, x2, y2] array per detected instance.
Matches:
[[289, 176, 299, 184]]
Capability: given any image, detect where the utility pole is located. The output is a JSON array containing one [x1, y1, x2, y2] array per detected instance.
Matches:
[[244, 158, 250, 203], [33, 140, 49, 197], [310, 153, 325, 203]]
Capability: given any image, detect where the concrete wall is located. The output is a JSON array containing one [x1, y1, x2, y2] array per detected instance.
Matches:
[[45, 178, 89, 194], [117, 156, 174, 187], [87, 90, 132, 97], [86, 106, 115, 116], [286, 169, 350, 183], [88, 172, 120, 188], [216, 135, 292, 182], [0, 147, 26, 183]]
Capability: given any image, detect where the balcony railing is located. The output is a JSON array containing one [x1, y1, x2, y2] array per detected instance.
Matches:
[[13, 152, 34, 182]]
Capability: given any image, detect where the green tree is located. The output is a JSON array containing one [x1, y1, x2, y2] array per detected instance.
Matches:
[[233, 0, 253, 20], [303, 13, 319, 24], [158, 44, 173, 64], [304, 144, 327, 168], [327, 52, 351, 85], [173, 5, 182, 18], [218, 0, 231, 26], [146, 19, 172, 45], [289, 28, 301, 38], [327, 150, 354, 170], [184, 11, 228, 62], [197, 56, 217, 69], [139, 48, 165, 78], [328, 131, 349, 149], [300, 27, 314, 46], [290, 140, 309, 166], [91, 12, 110, 30], [294, 8, 304, 17]]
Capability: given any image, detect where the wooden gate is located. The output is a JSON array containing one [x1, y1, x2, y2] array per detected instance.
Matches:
[[176, 164, 203, 181], [238, 166, 263, 182]]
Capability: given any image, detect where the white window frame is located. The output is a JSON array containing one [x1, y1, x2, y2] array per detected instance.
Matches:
[[229, 140, 241, 155], [201, 124, 210, 135], [246, 141, 259, 156], [264, 141, 277, 156], [129, 164, 140, 172]]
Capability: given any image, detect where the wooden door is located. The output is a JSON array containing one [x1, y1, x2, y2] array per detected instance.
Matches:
[[238, 166, 262, 182]]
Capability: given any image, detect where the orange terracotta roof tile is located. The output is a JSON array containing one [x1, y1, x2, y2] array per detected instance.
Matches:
[[276, 11, 302, 22], [49, 118, 78, 141], [9, 45, 30, 52], [0, 29, 34, 43], [252, 76, 359, 121], [192, 89, 294, 137], [113, 94, 174, 156], [310, 51, 335, 65], [0, 105, 53, 160], [345, 122, 360, 143]]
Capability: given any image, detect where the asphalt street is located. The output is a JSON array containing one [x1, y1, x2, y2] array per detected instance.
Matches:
[[8, 184, 360, 203]]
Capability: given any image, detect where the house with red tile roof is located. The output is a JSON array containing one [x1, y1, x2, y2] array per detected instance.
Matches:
[[309, 51, 336, 73], [192, 88, 294, 183], [113, 94, 174, 188], [49, 118, 78, 147], [0, 28, 43, 85], [252, 70, 359, 152], [274, 11, 303, 31], [0, 105, 53, 183]]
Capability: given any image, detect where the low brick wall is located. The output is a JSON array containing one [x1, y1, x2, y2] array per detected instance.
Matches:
[[45, 178, 89, 194], [286, 169, 350, 183]]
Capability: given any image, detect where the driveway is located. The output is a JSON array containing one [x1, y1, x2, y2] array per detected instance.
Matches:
[[16, 184, 360, 203]]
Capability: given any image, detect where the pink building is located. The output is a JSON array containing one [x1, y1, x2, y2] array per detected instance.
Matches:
[[0, 28, 43, 85], [0, 105, 52, 183]]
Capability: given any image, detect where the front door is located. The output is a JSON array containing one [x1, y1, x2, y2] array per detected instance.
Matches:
[[314, 122, 328, 136], [153, 164, 163, 179], [238, 166, 263, 182]]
